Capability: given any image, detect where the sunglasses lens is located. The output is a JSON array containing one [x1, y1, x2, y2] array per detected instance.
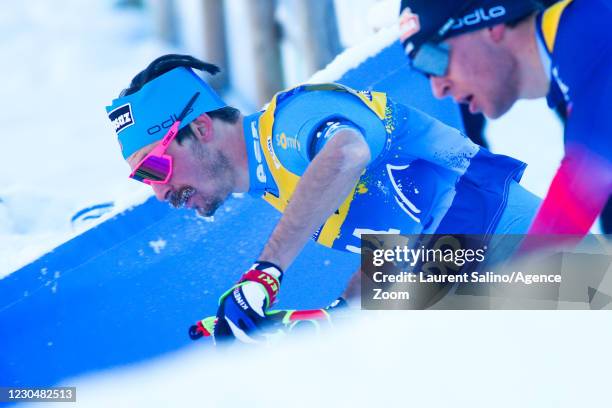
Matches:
[[412, 42, 450, 77], [131, 155, 171, 183]]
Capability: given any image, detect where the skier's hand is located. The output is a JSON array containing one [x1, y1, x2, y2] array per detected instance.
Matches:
[[189, 297, 348, 343], [212, 261, 283, 344]]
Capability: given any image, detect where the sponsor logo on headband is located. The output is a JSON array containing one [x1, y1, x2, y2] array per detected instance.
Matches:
[[146, 108, 194, 135], [108, 103, 135, 134], [451, 6, 507, 30]]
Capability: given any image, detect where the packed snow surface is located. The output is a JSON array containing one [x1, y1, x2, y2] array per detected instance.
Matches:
[[22, 311, 611, 407]]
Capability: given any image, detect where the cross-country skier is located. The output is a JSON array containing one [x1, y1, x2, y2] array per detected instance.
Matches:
[[398, 0, 612, 250], [106, 54, 541, 343]]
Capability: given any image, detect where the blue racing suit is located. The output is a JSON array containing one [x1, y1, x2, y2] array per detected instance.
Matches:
[[243, 83, 538, 254]]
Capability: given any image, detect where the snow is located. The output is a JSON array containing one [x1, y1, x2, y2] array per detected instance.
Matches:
[[307, 24, 400, 84], [0, 0, 169, 278], [334, 0, 401, 48], [2, 1, 606, 404], [366, 0, 402, 31], [23, 311, 611, 407], [148, 238, 167, 254]]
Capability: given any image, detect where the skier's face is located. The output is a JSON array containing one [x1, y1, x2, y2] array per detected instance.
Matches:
[[428, 28, 520, 119], [127, 119, 235, 218]]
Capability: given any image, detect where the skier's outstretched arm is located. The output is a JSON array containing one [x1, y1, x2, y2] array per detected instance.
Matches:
[[258, 128, 371, 270]]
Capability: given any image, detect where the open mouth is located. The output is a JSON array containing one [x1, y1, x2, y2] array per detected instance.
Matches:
[[462, 95, 478, 114], [169, 187, 196, 209], [456, 94, 473, 105], [455, 94, 479, 114]]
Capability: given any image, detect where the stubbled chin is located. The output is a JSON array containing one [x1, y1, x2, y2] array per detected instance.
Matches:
[[196, 209, 216, 219], [195, 208, 212, 217], [195, 198, 223, 218]]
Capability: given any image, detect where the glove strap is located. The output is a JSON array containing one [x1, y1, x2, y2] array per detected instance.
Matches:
[[284, 309, 330, 324], [189, 316, 217, 340], [239, 261, 283, 306]]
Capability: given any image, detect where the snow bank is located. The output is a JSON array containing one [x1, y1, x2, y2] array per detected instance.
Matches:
[[28, 311, 611, 407], [307, 24, 400, 84], [0, 0, 171, 277]]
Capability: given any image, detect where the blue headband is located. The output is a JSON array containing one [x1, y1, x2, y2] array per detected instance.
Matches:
[[106, 67, 226, 159]]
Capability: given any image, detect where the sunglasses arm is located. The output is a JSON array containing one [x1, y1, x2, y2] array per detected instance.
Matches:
[[160, 120, 182, 147]]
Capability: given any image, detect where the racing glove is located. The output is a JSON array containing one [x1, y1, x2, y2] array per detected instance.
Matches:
[[212, 261, 283, 344], [189, 297, 348, 344]]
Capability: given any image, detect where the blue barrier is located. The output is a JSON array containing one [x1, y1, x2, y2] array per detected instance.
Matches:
[[0, 41, 463, 386]]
